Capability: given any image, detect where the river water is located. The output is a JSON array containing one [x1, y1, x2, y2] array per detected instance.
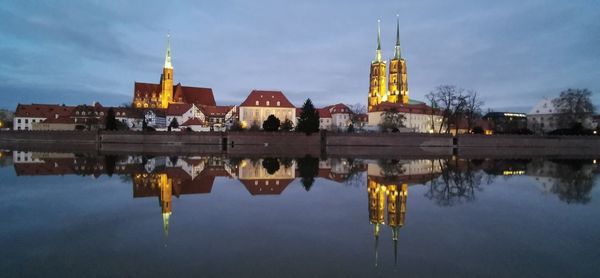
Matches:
[[1, 150, 599, 277]]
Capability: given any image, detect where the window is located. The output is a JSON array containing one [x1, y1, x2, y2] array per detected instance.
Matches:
[[18, 119, 21, 123], [25, 119, 28, 123], [277, 101, 280, 106], [266, 101, 270, 106], [255, 100, 259, 106]]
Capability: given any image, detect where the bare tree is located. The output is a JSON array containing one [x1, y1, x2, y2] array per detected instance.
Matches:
[[379, 108, 406, 132], [427, 85, 484, 134], [347, 103, 367, 130], [427, 85, 466, 133], [552, 88, 595, 129], [463, 90, 485, 132]]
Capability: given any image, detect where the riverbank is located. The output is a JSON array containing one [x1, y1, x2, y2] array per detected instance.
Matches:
[[1, 130, 599, 157]]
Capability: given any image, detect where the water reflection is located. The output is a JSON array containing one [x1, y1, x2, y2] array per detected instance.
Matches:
[[9, 151, 600, 239]]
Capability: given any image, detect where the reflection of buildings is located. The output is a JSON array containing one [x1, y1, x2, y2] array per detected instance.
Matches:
[[238, 159, 296, 195], [365, 159, 443, 265]]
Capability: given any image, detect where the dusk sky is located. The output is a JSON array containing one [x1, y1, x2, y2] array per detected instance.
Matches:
[[1, 0, 598, 112]]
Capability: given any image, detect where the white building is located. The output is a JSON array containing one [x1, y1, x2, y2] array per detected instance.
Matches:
[[166, 103, 205, 129], [527, 98, 559, 133], [367, 101, 444, 133], [238, 90, 296, 129], [13, 104, 73, 131], [318, 104, 352, 131]]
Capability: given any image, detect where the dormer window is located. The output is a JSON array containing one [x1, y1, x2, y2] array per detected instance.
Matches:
[[277, 101, 280, 106], [266, 101, 270, 106], [255, 100, 259, 106]]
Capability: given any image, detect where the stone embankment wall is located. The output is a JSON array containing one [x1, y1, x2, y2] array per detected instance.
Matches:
[[456, 134, 600, 149], [100, 131, 223, 145], [327, 133, 453, 147], [2, 131, 600, 156], [227, 132, 321, 157], [0, 130, 97, 143]]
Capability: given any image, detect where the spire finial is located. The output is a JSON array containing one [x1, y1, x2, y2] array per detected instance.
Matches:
[[164, 33, 173, 69], [394, 15, 401, 59], [375, 20, 382, 62]]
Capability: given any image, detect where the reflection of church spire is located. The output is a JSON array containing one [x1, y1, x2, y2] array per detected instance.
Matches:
[[374, 223, 380, 267], [158, 174, 172, 236], [367, 177, 408, 265], [163, 212, 171, 236]]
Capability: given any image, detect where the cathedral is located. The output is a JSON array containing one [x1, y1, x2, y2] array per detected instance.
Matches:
[[368, 18, 409, 112], [132, 35, 216, 109], [366, 18, 445, 133]]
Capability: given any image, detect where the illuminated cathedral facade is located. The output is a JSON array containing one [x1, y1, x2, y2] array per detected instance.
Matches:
[[368, 18, 409, 112]]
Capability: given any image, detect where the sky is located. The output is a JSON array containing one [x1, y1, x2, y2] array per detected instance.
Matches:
[[0, 0, 599, 112]]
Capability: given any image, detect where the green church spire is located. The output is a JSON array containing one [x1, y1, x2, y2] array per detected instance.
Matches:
[[164, 34, 173, 69], [375, 20, 382, 62], [394, 15, 401, 60]]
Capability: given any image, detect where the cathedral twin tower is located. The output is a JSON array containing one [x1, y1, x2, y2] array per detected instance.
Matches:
[[368, 17, 409, 112]]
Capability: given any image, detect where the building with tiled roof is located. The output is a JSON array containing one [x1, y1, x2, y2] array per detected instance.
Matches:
[[132, 36, 215, 109], [13, 104, 74, 130], [238, 90, 296, 129], [367, 101, 444, 133]]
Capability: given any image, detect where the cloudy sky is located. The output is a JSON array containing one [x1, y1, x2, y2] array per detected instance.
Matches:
[[0, 0, 598, 112]]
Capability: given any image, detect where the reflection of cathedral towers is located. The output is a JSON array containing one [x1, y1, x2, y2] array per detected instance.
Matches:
[[368, 20, 387, 112], [367, 177, 408, 266]]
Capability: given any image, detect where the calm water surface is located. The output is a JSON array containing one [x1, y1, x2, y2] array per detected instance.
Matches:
[[1, 150, 599, 277]]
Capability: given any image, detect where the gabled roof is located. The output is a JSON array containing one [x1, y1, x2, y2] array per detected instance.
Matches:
[[113, 108, 144, 119], [42, 116, 75, 124], [329, 103, 351, 114], [239, 178, 293, 195], [202, 105, 234, 116], [318, 108, 332, 118], [15, 104, 74, 118], [240, 90, 295, 108], [134, 82, 161, 98], [371, 101, 441, 115], [166, 103, 194, 116], [174, 83, 216, 106], [134, 82, 216, 107], [180, 117, 204, 126]]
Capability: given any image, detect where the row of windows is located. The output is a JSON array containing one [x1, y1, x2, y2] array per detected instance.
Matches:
[[255, 100, 282, 107], [75, 111, 104, 116]]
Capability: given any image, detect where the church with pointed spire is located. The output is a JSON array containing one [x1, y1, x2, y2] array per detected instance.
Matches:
[[366, 18, 445, 133], [368, 17, 409, 112], [133, 35, 216, 109]]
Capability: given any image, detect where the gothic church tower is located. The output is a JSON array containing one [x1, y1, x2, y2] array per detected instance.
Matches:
[[160, 35, 174, 109], [388, 16, 409, 105], [368, 20, 387, 112]]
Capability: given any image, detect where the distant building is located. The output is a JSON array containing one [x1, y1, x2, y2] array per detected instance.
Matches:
[[483, 112, 527, 134], [144, 109, 166, 129], [14, 104, 74, 131], [238, 90, 296, 129], [527, 98, 559, 133], [316, 103, 352, 131], [368, 101, 444, 133]]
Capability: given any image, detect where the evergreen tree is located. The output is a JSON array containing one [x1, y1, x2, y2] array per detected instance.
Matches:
[[280, 118, 294, 131], [262, 114, 281, 131], [297, 98, 320, 135], [168, 118, 179, 131], [105, 108, 117, 130]]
